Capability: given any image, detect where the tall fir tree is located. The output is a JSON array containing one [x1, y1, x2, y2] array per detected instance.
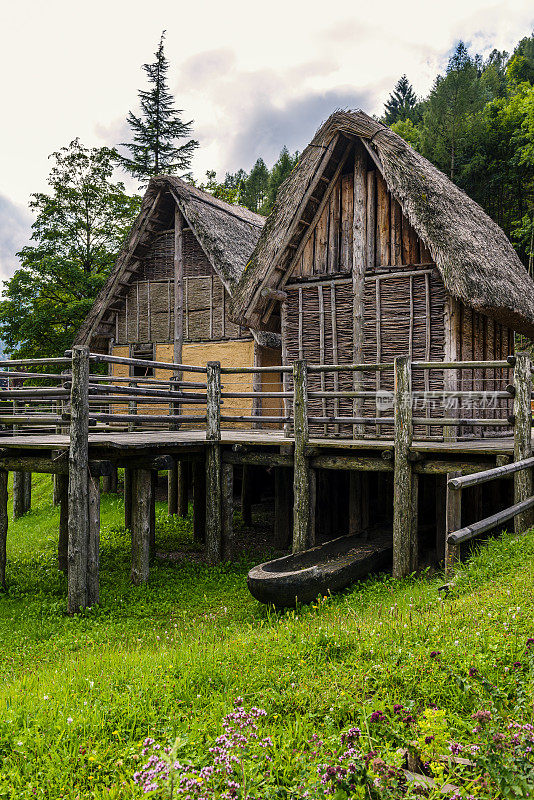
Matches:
[[117, 31, 198, 184], [238, 159, 270, 213], [264, 146, 299, 214], [383, 75, 418, 124]]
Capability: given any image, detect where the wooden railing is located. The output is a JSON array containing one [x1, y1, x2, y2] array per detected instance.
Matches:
[[0, 351, 527, 450]]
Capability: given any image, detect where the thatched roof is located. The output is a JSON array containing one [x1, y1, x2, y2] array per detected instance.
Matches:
[[231, 109, 534, 339], [75, 176, 265, 347]]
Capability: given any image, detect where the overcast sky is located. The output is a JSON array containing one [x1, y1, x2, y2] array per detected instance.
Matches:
[[1, 0, 533, 282]]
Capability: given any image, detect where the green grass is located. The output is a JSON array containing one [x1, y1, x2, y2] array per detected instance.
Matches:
[[1, 473, 534, 797]]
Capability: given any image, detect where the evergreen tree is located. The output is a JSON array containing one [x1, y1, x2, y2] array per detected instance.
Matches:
[[421, 42, 485, 180], [263, 146, 299, 214], [238, 159, 270, 213], [383, 75, 418, 124], [0, 141, 140, 358], [507, 34, 534, 86], [117, 31, 198, 184]]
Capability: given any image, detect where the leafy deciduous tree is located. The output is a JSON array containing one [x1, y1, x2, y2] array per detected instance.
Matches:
[[0, 140, 140, 358]]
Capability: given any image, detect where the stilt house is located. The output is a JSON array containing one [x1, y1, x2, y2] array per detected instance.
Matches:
[[231, 110, 534, 437], [75, 177, 282, 421]]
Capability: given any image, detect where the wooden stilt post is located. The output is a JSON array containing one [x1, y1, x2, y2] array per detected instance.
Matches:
[[124, 467, 132, 530], [150, 470, 157, 557], [435, 475, 447, 565], [109, 465, 118, 494], [130, 468, 152, 585], [53, 472, 60, 506], [178, 461, 189, 518], [222, 462, 234, 560], [445, 472, 462, 575], [309, 466, 316, 548], [57, 472, 69, 573], [274, 467, 292, 548], [206, 361, 222, 563], [67, 346, 90, 614], [168, 462, 178, 515], [87, 472, 100, 606], [513, 352, 533, 533], [292, 359, 311, 553], [24, 471, 31, 514], [349, 472, 369, 536], [241, 465, 253, 526], [0, 469, 7, 590], [193, 457, 206, 543], [393, 356, 417, 577], [13, 471, 24, 519]]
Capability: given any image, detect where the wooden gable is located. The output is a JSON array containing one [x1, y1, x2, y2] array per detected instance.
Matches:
[[289, 142, 432, 281]]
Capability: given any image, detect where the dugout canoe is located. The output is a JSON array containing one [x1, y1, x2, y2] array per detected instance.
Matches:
[[247, 532, 392, 607]]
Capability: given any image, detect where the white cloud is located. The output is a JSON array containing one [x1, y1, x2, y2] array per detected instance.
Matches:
[[0, 196, 31, 284], [0, 0, 532, 277]]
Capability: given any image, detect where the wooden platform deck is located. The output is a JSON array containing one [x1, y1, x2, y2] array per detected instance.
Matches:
[[0, 429, 523, 457]]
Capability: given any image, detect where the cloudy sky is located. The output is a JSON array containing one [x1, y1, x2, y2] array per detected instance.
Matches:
[[1, 0, 533, 282]]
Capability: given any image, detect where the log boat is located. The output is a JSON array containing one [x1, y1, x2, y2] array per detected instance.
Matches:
[[247, 532, 392, 607]]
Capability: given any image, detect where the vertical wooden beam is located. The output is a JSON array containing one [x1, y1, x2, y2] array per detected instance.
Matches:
[[292, 360, 311, 552], [150, 470, 157, 557], [174, 208, 184, 366], [241, 465, 253, 526], [513, 352, 533, 532], [13, 471, 25, 519], [349, 472, 369, 536], [435, 475, 447, 565], [366, 171, 376, 269], [353, 144, 367, 438], [274, 467, 292, 549], [130, 468, 152, 585], [168, 462, 178, 515], [222, 462, 234, 560], [178, 461, 189, 518], [376, 174, 390, 266], [57, 472, 69, 573], [206, 361, 222, 563], [67, 346, 90, 614], [87, 472, 100, 606], [445, 472, 462, 575], [193, 457, 206, 543], [124, 467, 133, 530], [0, 470, 7, 591], [393, 356, 416, 577], [390, 199, 402, 266]]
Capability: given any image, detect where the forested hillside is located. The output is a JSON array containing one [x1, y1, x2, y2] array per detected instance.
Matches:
[[225, 35, 534, 275]]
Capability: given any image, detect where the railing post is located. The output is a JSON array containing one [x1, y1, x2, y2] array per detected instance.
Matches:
[[128, 380, 137, 432], [445, 473, 462, 576], [393, 356, 418, 577], [513, 352, 533, 533], [206, 361, 222, 563], [67, 345, 90, 614], [292, 359, 312, 552]]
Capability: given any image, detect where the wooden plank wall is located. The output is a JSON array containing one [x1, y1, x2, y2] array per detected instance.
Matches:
[[292, 163, 431, 279]]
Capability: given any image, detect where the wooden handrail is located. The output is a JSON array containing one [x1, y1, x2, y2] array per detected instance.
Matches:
[[448, 496, 534, 545], [448, 456, 534, 490]]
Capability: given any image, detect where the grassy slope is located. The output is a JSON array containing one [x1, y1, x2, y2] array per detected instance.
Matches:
[[0, 474, 533, 798]]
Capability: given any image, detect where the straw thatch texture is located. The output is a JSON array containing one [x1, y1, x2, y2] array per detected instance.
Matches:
[[232, 110, 534, 339]]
